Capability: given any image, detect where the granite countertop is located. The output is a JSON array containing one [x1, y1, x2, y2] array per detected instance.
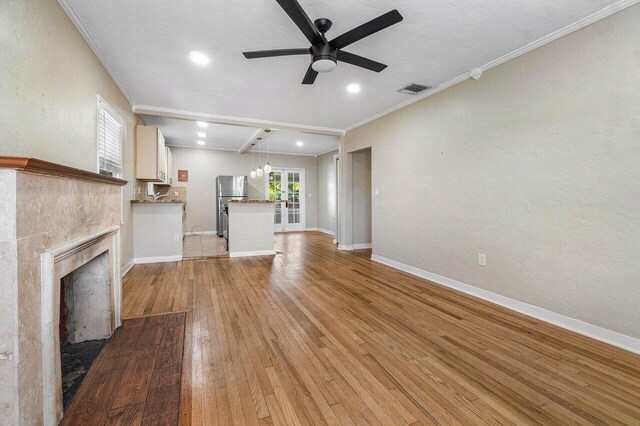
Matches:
[[130, 200, 186, 204], [228, 200, 274, 204]]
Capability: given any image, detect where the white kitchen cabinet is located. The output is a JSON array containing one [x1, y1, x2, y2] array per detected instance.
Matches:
[[135, 125, 167, 181], [156, 146, 173, 186]]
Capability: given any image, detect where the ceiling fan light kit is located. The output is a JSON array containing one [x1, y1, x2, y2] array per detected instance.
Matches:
[[243, 0, 403, 84]]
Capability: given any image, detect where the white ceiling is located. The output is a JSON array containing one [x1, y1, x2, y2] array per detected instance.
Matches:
[[255, 130, 339, 156], [66, 0, 623, 129], [141, 115, 339, 155]]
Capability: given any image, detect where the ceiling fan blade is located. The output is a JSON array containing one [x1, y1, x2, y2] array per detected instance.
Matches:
[[330, 9, 403, 49], [243, 48, 310, 59], [302, 65, 318, 84], [275, 0, 323, 45], [337, 51, 387, 72]]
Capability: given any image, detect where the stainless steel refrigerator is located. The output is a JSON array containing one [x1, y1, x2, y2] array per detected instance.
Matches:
[[216, 176, 248, 237]]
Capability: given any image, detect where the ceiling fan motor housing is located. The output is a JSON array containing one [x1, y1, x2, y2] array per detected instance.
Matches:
[[311, 43, 337, 72]]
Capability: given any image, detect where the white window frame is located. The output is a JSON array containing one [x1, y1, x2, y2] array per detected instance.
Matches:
[[96, 95, 126, 225], [96, 95, 124, 178]]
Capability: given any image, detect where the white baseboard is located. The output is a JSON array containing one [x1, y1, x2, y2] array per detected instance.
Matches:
[[121, 259, 134, 277], [134, 255, 183, 264], [371, 254, 640, 355], [339, 243, 371, 250], [229, 250, 277, 258], [305, 227, 318, 232], [353, 243, 372, 249], [317, 228, 335, 236], [184, 231, 217, 236]]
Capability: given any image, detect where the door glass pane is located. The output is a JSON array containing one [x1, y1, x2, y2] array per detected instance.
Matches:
[[269, 172, 282, 224], [287, 172, 300, 224]]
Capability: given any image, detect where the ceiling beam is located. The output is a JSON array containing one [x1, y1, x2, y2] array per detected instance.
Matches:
[[239, 129, 266, 154], [132, 105, 345, 137]]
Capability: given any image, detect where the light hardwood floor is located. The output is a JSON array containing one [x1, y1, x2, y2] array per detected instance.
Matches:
[[122, 232, 640, 425]]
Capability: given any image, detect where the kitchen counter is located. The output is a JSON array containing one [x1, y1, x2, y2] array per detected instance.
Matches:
[[132, 202, 184, 263]]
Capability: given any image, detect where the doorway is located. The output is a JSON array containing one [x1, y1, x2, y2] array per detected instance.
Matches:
[[267, 168, 305, 232], [351, 148, 372, 249]]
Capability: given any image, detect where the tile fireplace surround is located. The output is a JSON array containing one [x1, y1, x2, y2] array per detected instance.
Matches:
[[0, 158, 127, 425]]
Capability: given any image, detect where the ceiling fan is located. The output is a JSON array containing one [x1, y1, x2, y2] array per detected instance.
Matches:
[[243, 0, 403, 84]]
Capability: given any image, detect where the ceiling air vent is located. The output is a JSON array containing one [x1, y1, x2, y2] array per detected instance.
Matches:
[[397, 83, 432, 95]]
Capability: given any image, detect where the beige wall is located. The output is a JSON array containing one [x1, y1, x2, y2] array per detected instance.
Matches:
[[169, 147, 318, 232], [317, 150, 338, 233], [344, 5, 640, 339], [0, 0, 136, 271], [351, 149, 372, 245]]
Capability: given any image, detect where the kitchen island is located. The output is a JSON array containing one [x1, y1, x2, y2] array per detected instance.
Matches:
[[227, 200, 275, 257]]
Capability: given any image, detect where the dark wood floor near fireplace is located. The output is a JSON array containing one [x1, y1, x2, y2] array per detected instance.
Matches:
[[61, 312, 186, 425]]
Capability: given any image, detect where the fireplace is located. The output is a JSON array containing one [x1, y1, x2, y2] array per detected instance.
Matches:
[[0, 158, 127, 425], [59, 251, 111, 409], [42, 228, 121, 424]]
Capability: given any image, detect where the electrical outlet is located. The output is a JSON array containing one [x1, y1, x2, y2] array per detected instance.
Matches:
[[174, 191, 179, 196], [174, 234, 181, 242], [375, 188, 380, 197], [478, 253, 487, 267]]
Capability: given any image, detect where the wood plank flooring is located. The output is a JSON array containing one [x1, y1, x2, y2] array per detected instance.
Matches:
[[122, 232, 640, 425], [62, 313, 186, 425]]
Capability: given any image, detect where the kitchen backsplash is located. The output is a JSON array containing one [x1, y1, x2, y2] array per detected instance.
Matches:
[[135, 181, 187, 202]]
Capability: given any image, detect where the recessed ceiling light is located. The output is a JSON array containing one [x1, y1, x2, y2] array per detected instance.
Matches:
[[196, 132, 207, 138], [296, 141, 304, 147], [196, 121, 208, 128], [347, 83, 361, 94], [197, 140, 206, 146], [189, 51, 210, 65]]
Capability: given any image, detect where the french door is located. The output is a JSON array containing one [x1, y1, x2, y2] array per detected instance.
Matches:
[[267, 168, 305, 232]]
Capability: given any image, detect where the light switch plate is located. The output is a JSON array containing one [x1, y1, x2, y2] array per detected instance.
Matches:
[[479, 253, 487, 267], [375, 188, 380, 197]]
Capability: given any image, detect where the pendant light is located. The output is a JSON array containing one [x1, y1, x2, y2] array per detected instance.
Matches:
[[256, 138, 263, 177], [250, 145, 257, 179], [264, 130, 272, 173]]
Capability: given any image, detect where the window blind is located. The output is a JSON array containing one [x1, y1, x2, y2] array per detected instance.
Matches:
[[97, 97, 123, 178]]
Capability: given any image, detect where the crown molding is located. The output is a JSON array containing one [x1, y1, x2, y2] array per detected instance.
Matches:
[[133, 105, 346, 137], [345, 0, 640, 132], [57, 0, 135, 106]]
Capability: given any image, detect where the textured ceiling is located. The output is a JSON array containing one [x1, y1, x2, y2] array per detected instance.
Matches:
[[67, 0, 621, 129], [141, 116, 339, 155]]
